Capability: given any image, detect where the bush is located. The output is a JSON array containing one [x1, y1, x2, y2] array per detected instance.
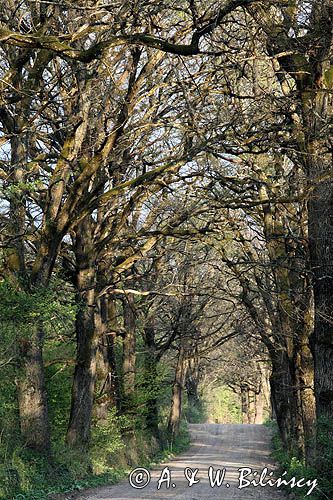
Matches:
[[204, 386, 241, 423], [0, 282, 192, 499], [315, 416, 333, 499], [186, 400, 207, 423], [271, 418, 333, 500]]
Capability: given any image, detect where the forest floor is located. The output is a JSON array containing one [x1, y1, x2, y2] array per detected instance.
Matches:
[[69, 424, 287, 500]]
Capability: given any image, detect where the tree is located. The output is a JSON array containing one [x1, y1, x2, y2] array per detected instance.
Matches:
[[1, 3, 332, 494]]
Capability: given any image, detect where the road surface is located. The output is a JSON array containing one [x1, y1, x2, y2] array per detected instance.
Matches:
[[74, 424, 287, 499]]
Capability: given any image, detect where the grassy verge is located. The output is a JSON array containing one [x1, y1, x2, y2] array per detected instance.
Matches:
[[1, 423, 191, 500], [267, 418, 333, 500]]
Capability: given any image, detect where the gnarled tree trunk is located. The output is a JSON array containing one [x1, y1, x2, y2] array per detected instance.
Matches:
[[17, 325, 50, 453], [66, 217, 97, 448]]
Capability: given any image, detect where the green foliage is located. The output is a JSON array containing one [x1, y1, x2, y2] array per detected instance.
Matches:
[[315, 416, 333, 499], [131, 364, 171, 423], [186, 401, 206, 423], [46, 362, 73, 442], [0, 411, 157, 499], [324, 65, 333, 88], [90, 410, 129, 473], [1, 180, 44, 198], [0, 279, 77, 333], [0, 444, 126, 500], [120, 333, 174, 433], [271, 418, 333, 500], [0, 362, 19, 442], [184, 395, 207, 423], [204, 386, 241, 424], [0, 318, 190, 499], [0, 284, 193, 499], [156, 421, 191, 461]]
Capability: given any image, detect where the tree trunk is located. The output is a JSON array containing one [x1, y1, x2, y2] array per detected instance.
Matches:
[[241, 385, 249, 424], [94, 298, 109, 423], [308, 180, 333, 423], [95, 298, 121, 421], [258, 362, 272, 423], [289, 18, 333, 436], [270, 352, 294, 451], [300, 83, 333, 429], [258, 167, 315, 456], [186, 355, 201, 421], [122, 294, 136, 396], [16, 325, 50, 453], [248, 389, 257, 424], [255, 387, 264, 425], [266, 8, 333, 440], [271, 345, 311, 458], [66, 217, 97, 448], [167, 345, 187, 440], [143, 324, 160, 440], [14, 240, 62, 453], [293, 333, 316, 462], [6, 135, 52, 453]]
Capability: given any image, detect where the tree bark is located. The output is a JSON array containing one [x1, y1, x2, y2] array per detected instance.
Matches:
[[262, 0, 333, 441], [6, 135, 50, 453], [270, 352, 295, 451], [66, 216, 97, 448], [255, 387, 264, 425], [16, 325, 50, 453], [248, 389, 256, 424], [95, 298, 121, 421], [293, 332, 316, 462], [259, 176, 315, 457], [295, 67, 333, 432], [167, 344, 187, 440], [257, 363, 272, 423], [186, 354, 201, 420], [307, 133, 333, 426], [122, 294, 136, 397], [241, 385, 249, 424]]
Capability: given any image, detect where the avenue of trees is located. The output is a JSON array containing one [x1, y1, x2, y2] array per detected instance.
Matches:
[[0, 1, 332, 498]]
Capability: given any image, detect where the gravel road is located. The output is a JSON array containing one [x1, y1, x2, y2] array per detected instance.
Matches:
[[74, 424, 287, 500]]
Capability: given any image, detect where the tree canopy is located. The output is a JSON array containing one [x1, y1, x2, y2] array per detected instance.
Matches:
[[0, 1, 332, 498]]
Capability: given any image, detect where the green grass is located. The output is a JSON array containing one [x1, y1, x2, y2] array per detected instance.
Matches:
[[268, 418, 333, 500], [0, 422, 191, 500], [0, 295, 192, 500]]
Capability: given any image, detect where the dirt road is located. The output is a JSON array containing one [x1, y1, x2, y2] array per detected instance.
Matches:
[[75, 424, 287, 499]]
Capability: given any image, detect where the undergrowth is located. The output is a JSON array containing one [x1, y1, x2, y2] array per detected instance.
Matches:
[[0, 421, 190, 500], [268, 418, 333, 500], [0, 282, 191, 500]]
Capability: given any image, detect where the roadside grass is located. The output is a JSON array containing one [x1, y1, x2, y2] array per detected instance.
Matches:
[[267, 418, 333, 500], [0, 422, 191, 500]]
